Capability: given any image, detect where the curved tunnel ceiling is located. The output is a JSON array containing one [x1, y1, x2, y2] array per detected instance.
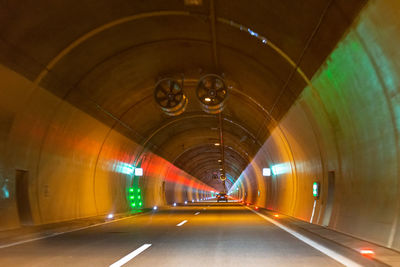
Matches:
[[0, 0, 366, 188]]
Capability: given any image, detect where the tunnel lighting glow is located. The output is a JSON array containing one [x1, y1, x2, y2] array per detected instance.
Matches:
[[271, 163, 291, 175], [360, 249, 375, 256], [117, 163, 134, 175], [107, 214, 114, 219], [262, 168, 271, 176], [204, 97, 211, 102], [153, 206, 157, 210], [134, 168, 143, 176], [214, 143, 220, 146], [247, 28, 258, 37], [173, 203, 177, 207], [184, 0, 202, 6]]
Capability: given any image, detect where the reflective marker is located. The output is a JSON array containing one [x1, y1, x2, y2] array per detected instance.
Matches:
[[360, 249, 374, 256]]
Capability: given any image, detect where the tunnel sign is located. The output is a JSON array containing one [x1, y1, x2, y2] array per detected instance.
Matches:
[[313, 182, 320, 199]]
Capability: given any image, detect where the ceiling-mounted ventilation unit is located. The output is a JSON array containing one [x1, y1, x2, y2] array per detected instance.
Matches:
[[154, 78, 188, 116], [196, 74, 228, 114]]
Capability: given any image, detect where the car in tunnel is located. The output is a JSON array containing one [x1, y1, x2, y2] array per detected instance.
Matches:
[[217, 193, 228, 202]]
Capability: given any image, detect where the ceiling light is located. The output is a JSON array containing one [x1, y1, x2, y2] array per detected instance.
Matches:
[[218, 160, 222, 162], [214, 143, 220, 146], [184, 0, 202, 6]]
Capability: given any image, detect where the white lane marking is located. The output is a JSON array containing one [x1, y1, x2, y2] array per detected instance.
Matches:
[[246, 207, 362, 267], [176, 220, 188, 226], [109, 244, 152, 267], [194, 212, 200, 215], [310, 200, 317, 223], [0, 213, 147, 249]]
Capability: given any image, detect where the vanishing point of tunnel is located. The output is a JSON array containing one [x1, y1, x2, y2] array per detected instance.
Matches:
[[1, 0, 400, 266]]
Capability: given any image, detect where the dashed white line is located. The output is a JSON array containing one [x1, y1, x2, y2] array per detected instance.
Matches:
[[176, 220, 188, 226], [194, 212, 200, 215], [246, 207, 362, 267], [109, 244, 152, 267]]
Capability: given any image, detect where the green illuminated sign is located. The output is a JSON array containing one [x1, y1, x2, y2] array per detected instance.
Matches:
[[313, 182, 320, 198], [128, 186, 143, 209]]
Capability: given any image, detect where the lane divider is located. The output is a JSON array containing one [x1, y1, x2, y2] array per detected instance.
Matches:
[[109, 244, 152, 267], [194, 212, 200, 215], [176, 220, 188, 227], [245, 207, 362, 267]]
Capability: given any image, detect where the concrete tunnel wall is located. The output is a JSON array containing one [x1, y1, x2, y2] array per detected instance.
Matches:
[[230, 0, 400, 250], [0, 64, 213, 231]]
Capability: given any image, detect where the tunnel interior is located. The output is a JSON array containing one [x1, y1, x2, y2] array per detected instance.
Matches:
[[1, 0, 400, 254]]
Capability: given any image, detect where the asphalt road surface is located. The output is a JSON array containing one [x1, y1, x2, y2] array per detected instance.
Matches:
[[0, 201, 348, 266]]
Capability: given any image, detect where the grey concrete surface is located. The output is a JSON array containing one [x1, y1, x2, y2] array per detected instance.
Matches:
[[0, 202, 382, 267]]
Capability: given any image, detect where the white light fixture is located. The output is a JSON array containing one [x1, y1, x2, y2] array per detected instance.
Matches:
[[153, 206, 158, 210], [214, 143, 220, 146], [107, 214, 114, 219], [204, 97, 211, 102], [218, 159, 222, 162], [192, 200, 194, 203], [173, 203, 177, 207], [262, 168, 271, 176], [134, 168, 143, 176], [184, 201, 188, 205]]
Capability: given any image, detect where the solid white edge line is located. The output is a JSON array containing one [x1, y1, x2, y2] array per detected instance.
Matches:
[[310, 200, 317, 223], [245, 207, 362, 267], [109, 244, 152, 267], [0, 213, 147, 249], [176, 220, 188, 226], [194, 212, 200, 215]]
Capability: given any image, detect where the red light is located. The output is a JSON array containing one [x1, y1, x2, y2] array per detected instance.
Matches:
[[246, 203, 250, 206], [360, 249, 374, 256], [255, 206, 259, 210]]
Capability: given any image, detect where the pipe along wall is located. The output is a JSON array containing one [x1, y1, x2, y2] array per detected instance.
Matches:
[[230, 0, 400, 251]]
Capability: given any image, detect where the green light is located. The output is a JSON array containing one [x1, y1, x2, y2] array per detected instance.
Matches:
[[129, 188, 134, 192], [138, 196, 141, 199], [313, 182, 319, 198], [131, 203, 135, 207], [130, 196, 134, 199], [139, 202, 142, 206], [137, 189, 141, 193]]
